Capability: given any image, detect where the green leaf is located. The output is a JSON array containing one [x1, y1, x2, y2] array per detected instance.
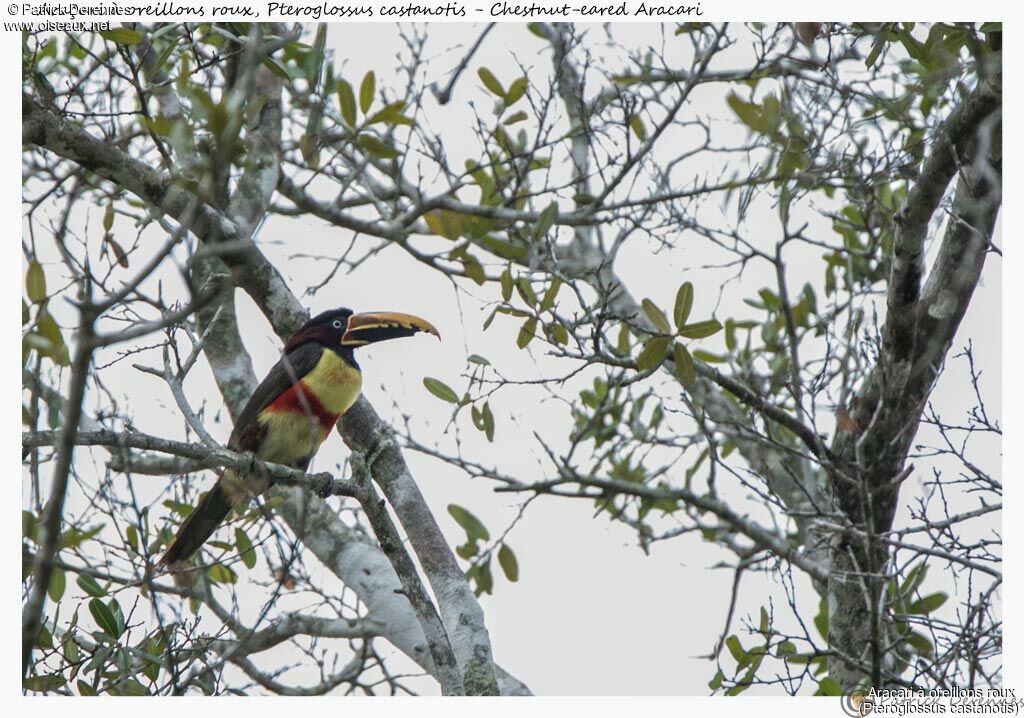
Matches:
[[89, 597, 119, 638], [776, 640, 797, 656], [206, 563, 238, 584], [24, 510, 38, 543], [59, 523, 103, 549], [367, 101, 407, 125], [642, 299, 671, 333], [481, 402, 495, 442], [725, 682, 750, 696], [535, 202, 557, 239], [162, 499, 194, 518], [677, 319, 723, 339], [500, 268, 513, 301], [516, 317, 537, 349], [692, 349, 726, 364], [813, 599, 828, 639], [497, 543, 519, 582], [816, 677, 843, 696], [261, 55, 291, 80], [77, 573, 106, 598], [64, 636, 80, 663], [35, 625, 53, 649], [109, 598, 126, 637], [482, 307, 498, 331], [708, 669, 724, 690], [865, 33, 887, 68], [125, 524, 139, 553], [474, 557, 494, 596], [300, 132, 320, 170], [356, 135, 399, 160], [48, 567, 66, 602], [726, 91, 773, 135], [540, 278, 561, 312], [503, 110, 528, 125], [636, 336, 671, 371], [900, 562, 929, 597], [235, 528, 256, 569], [904, 631, 934, 656], [725, 635, 748, 667], [336, 79, 357, 126], [35, 312, 69, 365], [515, 277, 537, 307], [22, 299, 29, 325], [505, 76, 528, 105], [358, 71, 376, 113], [100, 28, 143, 45], [673, 282, 694, 328], [423, 377, 459, 404], [110, 678, 148, 696], [907, 592, 948, 615], [479, 236, 527, 261], [23, 675, 67, 693], [477, 67, 505, 97], [448, 504, 489, 542], [462, 255, 486, 285], [550, 322, 569, 346], [673, 343, 696, 386], [26, 261, 46, 303], [150, 37, 179, 76], [423, 210, 463, 240], [77, 680, 97, 696], [629, 115, 646, 141]]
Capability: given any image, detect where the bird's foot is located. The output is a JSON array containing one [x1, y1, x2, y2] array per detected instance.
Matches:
[[315, 473, 334, 499], [241, 450, 260, 475]]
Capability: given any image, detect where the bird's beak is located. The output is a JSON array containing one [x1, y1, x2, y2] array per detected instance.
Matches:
[[341, 311, 440, 346]]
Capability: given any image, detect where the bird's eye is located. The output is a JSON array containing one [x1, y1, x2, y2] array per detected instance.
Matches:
[[332, 319, 344, 329]]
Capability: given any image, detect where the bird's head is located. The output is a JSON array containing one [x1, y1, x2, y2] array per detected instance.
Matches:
[[285, 307, 440, 354]]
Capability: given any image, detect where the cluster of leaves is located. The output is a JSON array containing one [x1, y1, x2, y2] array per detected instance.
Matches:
[[635, 281, 723, 384], [496, 266, 568, 349], [23, 262, 70, 408], [709, 601, 842, 696], [737, 284, 819, 393], [727, 89, 811, 182], [423, 353, 497, 444], [568, 378, 688, 548], [823, 185, 906, 297], [23, 510, 172, 695], [887, 563, 947, 672], [418, 70, 550, 283], [161, 493, 274, 593], [447, 504, 518, 597], [712, 565, 948, 696]]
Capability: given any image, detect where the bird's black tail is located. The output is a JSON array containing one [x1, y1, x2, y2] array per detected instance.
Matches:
[[158, 473, 237, 567]]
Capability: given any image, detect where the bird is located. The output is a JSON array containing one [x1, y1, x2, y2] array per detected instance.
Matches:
[[158, 307, 439, 568]]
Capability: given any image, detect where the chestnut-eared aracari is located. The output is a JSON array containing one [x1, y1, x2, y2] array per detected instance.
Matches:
[[158, 308, 439, 567]]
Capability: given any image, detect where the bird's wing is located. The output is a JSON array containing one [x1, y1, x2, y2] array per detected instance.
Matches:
[[227, 341, 324, 451]]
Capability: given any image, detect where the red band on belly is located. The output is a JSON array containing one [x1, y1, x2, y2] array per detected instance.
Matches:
[[263, 381, 341, 433]]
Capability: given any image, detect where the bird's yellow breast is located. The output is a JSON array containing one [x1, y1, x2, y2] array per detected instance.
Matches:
[[302, 348, 363, 415], [255, 349, 362, 467]]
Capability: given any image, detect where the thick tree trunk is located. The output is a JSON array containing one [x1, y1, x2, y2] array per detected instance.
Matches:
[[826, 80, 1001, 690]]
